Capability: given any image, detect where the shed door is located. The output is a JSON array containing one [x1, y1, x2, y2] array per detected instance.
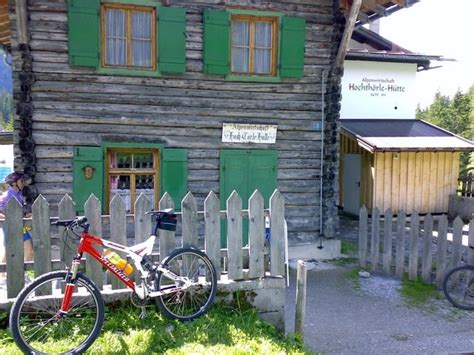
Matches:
[[343, 154, 361, 215]]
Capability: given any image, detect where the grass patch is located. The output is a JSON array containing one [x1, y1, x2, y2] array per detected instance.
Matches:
[[400, 277, 442, 307], [0, 301, 313, 354], [344, 268, 361, 290], [340, 240, 358, 256], [332, 257, 357, 267]]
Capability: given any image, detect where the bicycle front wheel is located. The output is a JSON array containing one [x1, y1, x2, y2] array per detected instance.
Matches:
[[442, 265, 474, 310], [9, 271, 105, 354], [154, 247, 217, 321]]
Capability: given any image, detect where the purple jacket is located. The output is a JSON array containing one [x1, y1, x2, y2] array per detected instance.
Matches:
[[0, 187, 25, 213]]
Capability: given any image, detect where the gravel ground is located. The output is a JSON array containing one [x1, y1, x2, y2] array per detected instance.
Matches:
[[285, 214, 474, 354]]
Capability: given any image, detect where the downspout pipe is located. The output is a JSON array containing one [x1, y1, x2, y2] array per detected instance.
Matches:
[[319, 70, 326, 242]]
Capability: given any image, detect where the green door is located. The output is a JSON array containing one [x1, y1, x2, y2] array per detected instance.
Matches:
[[220, 149, 277, 246]]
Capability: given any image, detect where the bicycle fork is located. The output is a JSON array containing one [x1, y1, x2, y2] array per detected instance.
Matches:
[[59, 259, 81, 314]]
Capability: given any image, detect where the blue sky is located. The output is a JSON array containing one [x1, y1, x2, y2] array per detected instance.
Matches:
[[0, 47, 12, 92], [379, 0, 474, 108]]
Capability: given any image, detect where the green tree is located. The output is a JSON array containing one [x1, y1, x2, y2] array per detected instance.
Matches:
[[416, 88, 473, 170], [0, 89, 13, 131]]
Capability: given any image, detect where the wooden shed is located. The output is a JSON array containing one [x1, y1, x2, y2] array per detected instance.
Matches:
[[339, 119, 474, 215]]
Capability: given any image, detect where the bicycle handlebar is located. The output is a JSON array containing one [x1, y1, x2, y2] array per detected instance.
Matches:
[[52, 216, 88, 229]]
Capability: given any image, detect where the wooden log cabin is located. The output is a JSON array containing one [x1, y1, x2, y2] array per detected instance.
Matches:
[[1, 0, 419, 247]]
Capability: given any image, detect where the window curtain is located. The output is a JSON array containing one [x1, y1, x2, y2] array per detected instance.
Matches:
[[254, 22, 272, 74], [232, 21, 249, 73], [105, 9, 126, 66], [131, 11, 152, 67]]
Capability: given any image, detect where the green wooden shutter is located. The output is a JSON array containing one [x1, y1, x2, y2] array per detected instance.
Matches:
[[158, 7, 186, 73], [73, 146, 104, 213], [68, 0, 100, 68], [203, 10, 230, 75], [280, 16, 305, 78], [161, 149, 188, 209]]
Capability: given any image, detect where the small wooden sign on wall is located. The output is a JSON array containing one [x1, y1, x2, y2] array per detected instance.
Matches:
[[222, 123, 277, 144]]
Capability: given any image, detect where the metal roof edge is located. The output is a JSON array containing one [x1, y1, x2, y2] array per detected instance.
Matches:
[[420, 119, 474, 146], [0, 131, 13, 145]]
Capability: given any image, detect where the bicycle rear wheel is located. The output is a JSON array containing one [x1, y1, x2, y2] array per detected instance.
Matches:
[[154, 247, 217, 321], [9, 271, 105, 354], [442, 265, 474, 310]]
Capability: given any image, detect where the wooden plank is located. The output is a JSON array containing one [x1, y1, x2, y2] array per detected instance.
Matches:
[[358, 206, 368, 269], [270, 190, 286, 277], [443, 152, 453, 211], [450, 217, 464, 269], [436, 152, 445, 212], [391, 153, 400, 214], [428, 152, 438, 213], [398, 152, 408, 213], [370, 207, 380, 271], [109, 194, 127, 290], [84, 194, 103, 290], [157, 193, 175, 260], [408, 212, 419, 280], [395, 211, 406, 278], [204, 191, 221, 277], [248, 190, 265, 279], [435, 215, 448, 288], [382, 208, 393, 274], [421, 214, 433, 283], [32, 195, 52, 279], [469, 219, 474, 266], [227, 191, 243, 280], [451, 153, 460, 194], [383, 152, 392, 212], [367, 153, 374, 210], [58, 194, 76, 268], [414, 152, 423, 212], [421, 152, 431, 213], [181, 192, 198, 249], [135, 193, 153, 244], [374, 153, 384, 211], [406, 152, 415, 214], [5, 199, 25, 298]]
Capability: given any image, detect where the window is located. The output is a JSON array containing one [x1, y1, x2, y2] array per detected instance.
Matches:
[[231, 16, 277, 76], [106, 148, 160, 213], [102, 4, 156, 70], [68, 1, 186, 75], [204, 9, 305, 80]]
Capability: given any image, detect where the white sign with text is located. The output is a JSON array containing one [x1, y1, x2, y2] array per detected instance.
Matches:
[[222, 123, 277, 144], [341, 61, 417, 119]]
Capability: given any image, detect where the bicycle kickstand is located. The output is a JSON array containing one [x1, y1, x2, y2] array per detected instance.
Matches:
[[139, 307, 148, 319]]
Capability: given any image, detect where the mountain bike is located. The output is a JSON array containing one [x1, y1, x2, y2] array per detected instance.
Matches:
[[442, 246, 474, 310], [9, 210, 217, 354]]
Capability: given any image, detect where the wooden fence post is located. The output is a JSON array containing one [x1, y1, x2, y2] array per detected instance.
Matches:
[[248, 190, 264, 279], [370, 207, 380, 271], [295, 260, 307, 338], [227, 191, 243, 280], [58, 194, 76, 268], [395, 211, 406, 278], [408, 212, 419, 280], [359, 206, 368, 269], [421, 214, 433, 283], [32, 195, 52, 280], [270, 190, 285, 277], [84, 194, 103, 289], [182, 192, 198, 248], [110, 194, 127, 289], [436, 215, 448, 288], [5, 198, 25, 298], [135, 193, 152, 244], [204, 191, 220, 277], [450, 217, 464, 269], [382, 209, 392, 274], [158, 193, 174, 260]]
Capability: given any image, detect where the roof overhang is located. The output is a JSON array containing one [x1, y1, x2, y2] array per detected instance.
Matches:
[[341, 119, 474, 153], [0, 0, 9, 49]]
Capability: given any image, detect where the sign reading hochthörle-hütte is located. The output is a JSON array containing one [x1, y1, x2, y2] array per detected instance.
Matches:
[[222, 123, 277, 144]]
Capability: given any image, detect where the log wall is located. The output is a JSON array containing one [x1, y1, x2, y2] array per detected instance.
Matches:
[[9, 0, 345, 243]]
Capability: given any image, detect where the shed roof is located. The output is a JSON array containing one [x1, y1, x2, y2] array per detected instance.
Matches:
[[0, 131, 13, 145], [341, 119, 474, 152]]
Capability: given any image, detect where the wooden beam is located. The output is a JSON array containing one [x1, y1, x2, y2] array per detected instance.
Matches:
[[15, 0, 28, 44], [391, 0, 406, 7], [334, 0, 362, 72]]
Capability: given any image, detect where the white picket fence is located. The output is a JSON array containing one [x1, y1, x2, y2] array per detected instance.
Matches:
[[358, 206, 474, 287], [0, 190, 286, 301]]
